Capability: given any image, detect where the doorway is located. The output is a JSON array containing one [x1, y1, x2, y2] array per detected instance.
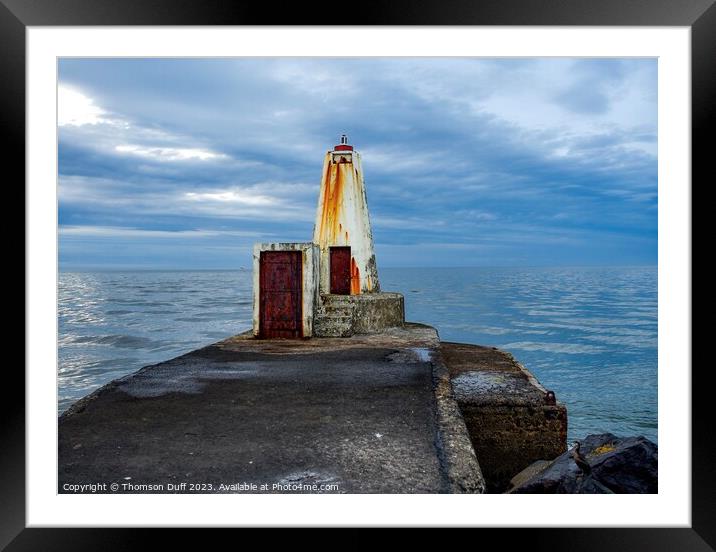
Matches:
[[259, 250, 303, 338], [330, 246, 351, 295]]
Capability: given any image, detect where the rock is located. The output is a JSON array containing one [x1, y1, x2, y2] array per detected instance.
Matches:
[[508, 433, 657, 494], [508, 459, 552, 490]]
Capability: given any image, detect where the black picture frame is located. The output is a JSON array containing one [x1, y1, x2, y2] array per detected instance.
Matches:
[[7, 0, 708, 547]]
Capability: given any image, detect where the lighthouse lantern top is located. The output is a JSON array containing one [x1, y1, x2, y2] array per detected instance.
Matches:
[[333, 133, 354, 152]]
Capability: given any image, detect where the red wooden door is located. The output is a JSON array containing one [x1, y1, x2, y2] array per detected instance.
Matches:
[[330, 246, 351, 295], [259, 251, 302, 338]]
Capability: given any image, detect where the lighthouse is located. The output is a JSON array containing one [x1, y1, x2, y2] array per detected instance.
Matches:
[[313, 134, 380, 296], [252, 135, 404, 338]]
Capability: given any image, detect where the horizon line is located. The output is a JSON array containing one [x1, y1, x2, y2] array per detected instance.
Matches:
[[58, 263, 658, 273]]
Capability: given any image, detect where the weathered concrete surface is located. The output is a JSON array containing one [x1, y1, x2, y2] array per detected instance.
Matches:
[[351, 293, 404, 333], [313, 293, 405, 337], [59, 324, 484, 494], [441, 342, 567, 493]]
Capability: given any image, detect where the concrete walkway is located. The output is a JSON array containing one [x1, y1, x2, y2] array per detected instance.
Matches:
[[59, 324, 483, 494]]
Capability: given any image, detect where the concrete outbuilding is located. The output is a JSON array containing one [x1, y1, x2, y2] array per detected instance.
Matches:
[[252, 136, 404, 338], [252, 242, 320, 339]]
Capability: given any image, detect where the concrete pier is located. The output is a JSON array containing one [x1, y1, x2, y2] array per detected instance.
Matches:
[[59, 324, 567, 493], [59, 324, 484, 494]]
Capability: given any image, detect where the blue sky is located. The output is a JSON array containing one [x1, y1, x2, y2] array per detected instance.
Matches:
[[58, 58, 657, 270]]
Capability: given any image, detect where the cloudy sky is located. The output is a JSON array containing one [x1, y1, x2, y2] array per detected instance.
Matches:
[[58, 58, 657, 270]]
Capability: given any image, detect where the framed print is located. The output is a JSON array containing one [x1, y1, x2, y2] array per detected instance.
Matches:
[[7, 0, 710, 546]]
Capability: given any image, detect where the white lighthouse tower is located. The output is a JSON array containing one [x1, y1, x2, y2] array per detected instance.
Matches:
[[313, 134, 380, 296]]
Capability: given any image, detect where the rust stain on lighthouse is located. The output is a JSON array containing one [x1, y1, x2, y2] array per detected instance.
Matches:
[[317, 160, 345, 243], [350, 257, 360, 295]]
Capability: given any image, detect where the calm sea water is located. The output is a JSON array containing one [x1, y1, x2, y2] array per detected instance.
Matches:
[[58, 266, 657, 443]]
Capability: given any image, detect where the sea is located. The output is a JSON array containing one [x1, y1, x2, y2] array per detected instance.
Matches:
[[58, 266, 658, 443]]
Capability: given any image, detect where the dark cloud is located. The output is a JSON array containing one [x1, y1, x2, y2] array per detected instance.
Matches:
[[58, 58, 657, 269]]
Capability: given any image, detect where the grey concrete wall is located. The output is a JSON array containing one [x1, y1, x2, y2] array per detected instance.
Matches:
[[351, 292, 405, 334], [441, 342, 568, 493], [313, 292, 405, 337], [252, 242, 320, 337], [459, 403, 568, 492]]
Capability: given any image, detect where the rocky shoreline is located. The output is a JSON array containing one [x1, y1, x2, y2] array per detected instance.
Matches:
[[507, 433, 658, 494]]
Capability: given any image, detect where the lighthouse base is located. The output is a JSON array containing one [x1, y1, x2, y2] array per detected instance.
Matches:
[[313, 292, 405, 338]]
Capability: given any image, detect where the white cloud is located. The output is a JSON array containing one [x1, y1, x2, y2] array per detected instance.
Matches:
[[550, 147, 570, 158], [59, 226, 262, 239], [59, 86, 230, 164], [179, 188, 314, 221], [115, 144, 226, 162], [58, 85, 118, 127], [389, 59, 656, 158], [58, 175, 315, 222], [184, 189, 274, 206]]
